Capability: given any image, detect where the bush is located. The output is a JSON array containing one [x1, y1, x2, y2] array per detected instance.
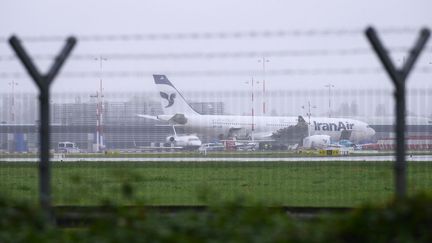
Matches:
[[0, 194, 431, 242], [325, 194, 432, 243]]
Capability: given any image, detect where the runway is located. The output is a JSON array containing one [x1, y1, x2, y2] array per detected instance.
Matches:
[[1, 155, 432, 162]]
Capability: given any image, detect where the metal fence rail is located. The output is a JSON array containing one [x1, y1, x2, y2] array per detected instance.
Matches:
[[3, 26, 430, 223]]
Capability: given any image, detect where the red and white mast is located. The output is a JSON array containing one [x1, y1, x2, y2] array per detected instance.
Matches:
[[92, 56, 107, 152]]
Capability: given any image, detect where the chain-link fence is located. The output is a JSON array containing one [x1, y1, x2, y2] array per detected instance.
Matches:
[[0, 28, 431, 216]]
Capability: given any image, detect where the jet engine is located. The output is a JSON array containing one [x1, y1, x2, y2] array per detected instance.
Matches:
[[166, 136, 176, 143]]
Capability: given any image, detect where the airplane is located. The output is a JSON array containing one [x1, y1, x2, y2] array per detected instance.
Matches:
[[165, 126, 202, 150], [138, 75, 376, 144]]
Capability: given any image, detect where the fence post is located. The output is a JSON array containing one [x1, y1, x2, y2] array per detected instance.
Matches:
[[8, 36, 77, 221], [365, 27, 430, 198]]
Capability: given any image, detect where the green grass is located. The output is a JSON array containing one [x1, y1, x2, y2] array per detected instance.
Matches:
[[0, 161, 431, 207]]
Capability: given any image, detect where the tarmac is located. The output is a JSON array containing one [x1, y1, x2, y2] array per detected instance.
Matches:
[[1, 155, 432, 162]]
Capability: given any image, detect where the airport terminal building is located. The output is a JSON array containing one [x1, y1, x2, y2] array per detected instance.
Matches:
[[0, 92, 430, 152], [0, 93, 225, 152]]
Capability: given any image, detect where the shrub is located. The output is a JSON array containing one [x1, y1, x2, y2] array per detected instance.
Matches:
[[0, 194, 431, 242]]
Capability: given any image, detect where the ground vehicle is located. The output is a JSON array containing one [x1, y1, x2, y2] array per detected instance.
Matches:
[[302, 135, 331, 149], [57, 141, 80, 153], [198, 143, 225, 153], [235, 142, 258, 151]]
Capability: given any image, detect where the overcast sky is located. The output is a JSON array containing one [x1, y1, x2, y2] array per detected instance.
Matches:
[[0, 0, 431, 95]]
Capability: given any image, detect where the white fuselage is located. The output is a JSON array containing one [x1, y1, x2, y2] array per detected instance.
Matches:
[[166, 134, 202, 148], [157, 114, 375, 143], [150, 74, 376, 144]]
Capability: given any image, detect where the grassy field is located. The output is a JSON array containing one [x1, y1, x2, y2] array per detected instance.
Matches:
[[0, 161, 431, 207]]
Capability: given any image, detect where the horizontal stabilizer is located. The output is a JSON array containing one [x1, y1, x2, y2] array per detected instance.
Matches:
[[137, 114, 159, 120]]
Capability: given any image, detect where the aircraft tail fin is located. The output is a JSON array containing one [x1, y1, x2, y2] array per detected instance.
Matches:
[[153, 74, 200, 115]]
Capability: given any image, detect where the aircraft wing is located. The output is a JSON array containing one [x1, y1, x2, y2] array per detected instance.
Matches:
[[137, 114, 188, 125], [137, 114, 159, 121], [229, 132, 275, 142], [253, 132, 275, 140]]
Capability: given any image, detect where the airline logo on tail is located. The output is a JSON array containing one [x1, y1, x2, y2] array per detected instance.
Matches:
[[155, 75, 177, 108], [160, 92, 176, 108], [153, 74, 200, 115]]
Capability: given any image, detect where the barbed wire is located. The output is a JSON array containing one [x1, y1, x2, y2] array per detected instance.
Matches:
[[0, 27, 424, 43], [1, 46, 431, 62], [0, 89, 430, 97], [1, 66, 431, 79], [0, 88, 430, 97]]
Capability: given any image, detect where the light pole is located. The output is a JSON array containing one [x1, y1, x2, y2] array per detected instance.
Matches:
[[91, 56, 107, 152], [245, 78, 259, 140], [8, 80, 18, 123], [258, 57, 269, 115], [324, 84, 335, 117], [302, 101, 317, 136]]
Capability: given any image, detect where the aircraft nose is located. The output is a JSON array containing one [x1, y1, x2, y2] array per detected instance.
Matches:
[[368, 127, 376, 137]]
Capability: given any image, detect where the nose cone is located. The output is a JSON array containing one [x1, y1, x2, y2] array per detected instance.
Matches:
[[192, 140, 202, 146], [368, 127, 376, 137]]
